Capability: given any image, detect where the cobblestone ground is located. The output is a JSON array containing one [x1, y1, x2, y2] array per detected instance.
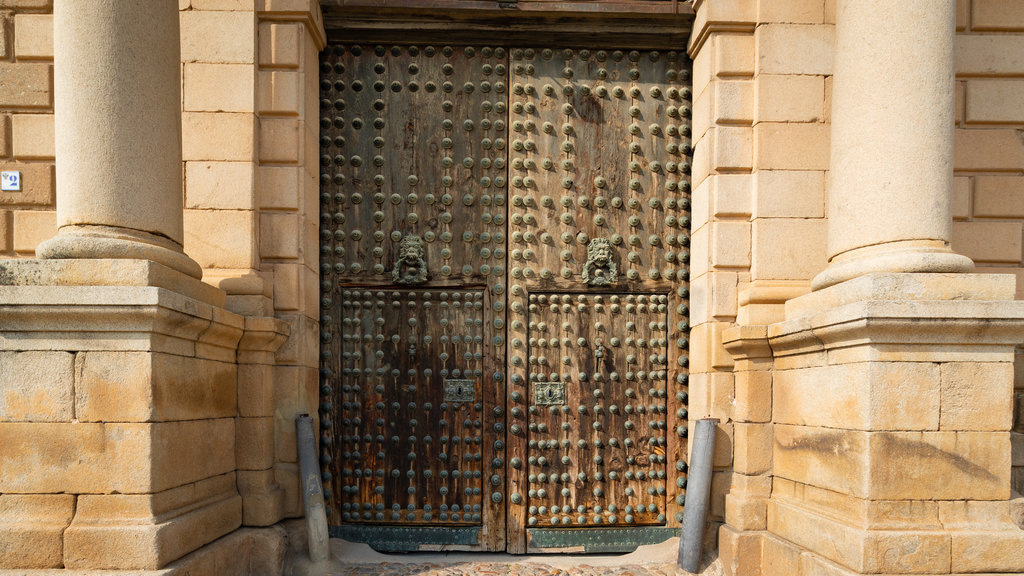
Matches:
[[307, 562, 690, 575], [294, 560, 722, 576]]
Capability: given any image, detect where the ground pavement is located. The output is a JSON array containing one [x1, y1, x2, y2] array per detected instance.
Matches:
[[285, 538, 724, 576]]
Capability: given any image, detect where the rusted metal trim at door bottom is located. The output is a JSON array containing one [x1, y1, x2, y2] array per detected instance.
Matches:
[[526, 527, 679, 553], [330, 525, 482, 551]]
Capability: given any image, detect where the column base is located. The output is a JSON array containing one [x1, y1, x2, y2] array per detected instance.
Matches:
[[765, 272, 1024, 575], [811, 240, 974, 291], [37, 225, 203, 280]]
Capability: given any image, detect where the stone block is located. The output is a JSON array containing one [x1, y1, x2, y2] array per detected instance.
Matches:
[[0, 494, 74, 569], [271, 261, 301, 311], [940, 361, 1014, 431], [274, 462, 302, 518], [0, 115, 8, 158], [757, 0, 825, 23], [0, 62, 51, 108], [0, 350, 73, 422], [715, 34, 755, 77], [939, 499, 1014, 528], [258, 22, 302, 68], [724, 491, 768, 531], [0, 162, 53, 207], [0, 15, 6, 60], [11, 209, 54, 253], [711, 221, 751, 269], [692, 39, 713, 99], [13, 14, 52, 60], [953, 175, 971, 220], [718, 525, 763, 576], [753, 170, 826, 219], [768, 498, 952, 574], [192, 0, 255, 9], [956, 35, 1024, 76], [712, 126, 753, 170], [761, 533, 802, 576], [258, 117, 301, 163], [965, 79, 1024, 124], [710, 369, 737, 419], [258, 70, 301, 115], [951, 529, 1024, 572], [150, 419, 237, 492], [952, 221, 1023, 264], [691, 130, 711, 190], [185, 161, 255, 210], [180, 10, 255, 64], [0, 420, 232, 493], [258, 165, 300, 210], [0, 422, 150, 493], [734, 370, 771, 423], [712, 173, 753, 218], [0, 210, 9, 253], [183, 208, 257, 269], [11, 113, 54, 160], [755, 74, 825, 123], [751, 218, 827, 281], [236, 416, 276, 470], [756, 24, 834, 76], [64, 490, 242, 570], [259, 211, 300, 259], [714, 80, 753, 125], [873, 431, 1010, 500], [237, 470, 285, 527], [184, 63, 255, 113], [76, 352, 237, 422], [754, 122, 830, 170], [734, 422, 772, 474], [237, 363, 274, 418], [972, 0, 1024, 30], [974, 175, 1024, 218], [182, 112, 255, 162], [774, 362, 941, 431]]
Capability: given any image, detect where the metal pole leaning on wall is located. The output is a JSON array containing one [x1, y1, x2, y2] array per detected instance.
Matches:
[[677, 418, 718, 572], [297, 415, 331, 563]]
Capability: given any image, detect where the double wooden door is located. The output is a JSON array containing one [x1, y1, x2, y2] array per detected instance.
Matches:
[[317, 43, 691, 553]]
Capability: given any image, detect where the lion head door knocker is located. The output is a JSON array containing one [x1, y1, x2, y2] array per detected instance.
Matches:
[[581, 237, 617, 286], [392, 234, 428, 285]]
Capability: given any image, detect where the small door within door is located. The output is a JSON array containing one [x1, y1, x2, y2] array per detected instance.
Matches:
[[317, 43, 691, 554]]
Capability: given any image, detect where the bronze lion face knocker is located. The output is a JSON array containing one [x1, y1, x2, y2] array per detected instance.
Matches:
[[392, 234, 428, 285], [582, 237, 617, 286]]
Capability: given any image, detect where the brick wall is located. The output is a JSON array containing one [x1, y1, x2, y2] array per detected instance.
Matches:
[[950, 0, 1024, 499], [0, 0, 54, 259]]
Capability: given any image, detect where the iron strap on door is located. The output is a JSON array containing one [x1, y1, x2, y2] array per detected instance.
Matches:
[[317, 43, 691, 554]]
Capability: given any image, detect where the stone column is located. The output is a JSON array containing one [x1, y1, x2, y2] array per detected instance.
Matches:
[[811, 0, 972, 290], [36, 0, 201, 279]]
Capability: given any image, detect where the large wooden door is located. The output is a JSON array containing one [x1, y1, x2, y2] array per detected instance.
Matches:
[[317, 43, 691, 553]]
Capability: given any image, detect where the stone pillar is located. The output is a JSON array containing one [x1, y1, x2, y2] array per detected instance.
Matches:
[[760, 4, 1024, 574], [811, 0, 972, 291], [36, 0, 201, 280]]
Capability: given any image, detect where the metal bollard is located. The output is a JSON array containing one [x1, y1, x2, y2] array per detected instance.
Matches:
[[296, 415, 331, 563], [678, 418, 718, 572]]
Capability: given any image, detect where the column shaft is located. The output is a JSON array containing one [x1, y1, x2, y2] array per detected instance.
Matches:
[[38, 0, 201, 279], [812, 0, 972, 290]]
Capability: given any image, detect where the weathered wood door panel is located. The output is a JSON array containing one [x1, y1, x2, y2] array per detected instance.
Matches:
[[318, 44, 509, 551], [318, 43, 690, 554], [504, 47, 691, 553]]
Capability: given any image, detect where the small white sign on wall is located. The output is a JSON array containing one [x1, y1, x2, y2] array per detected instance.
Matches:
[[0, 171, 21, 191]]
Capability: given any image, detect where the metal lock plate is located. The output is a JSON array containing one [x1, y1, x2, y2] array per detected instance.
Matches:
[[444, 379, 477, 403], [534, 381, 566, 405]]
